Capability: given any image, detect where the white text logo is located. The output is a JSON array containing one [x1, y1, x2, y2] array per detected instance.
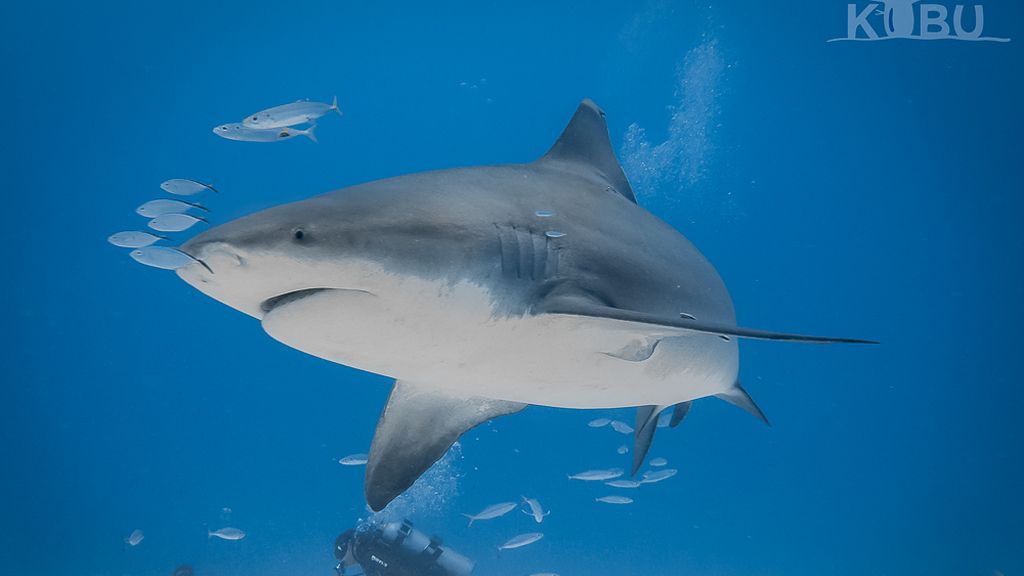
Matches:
[[828, 1, 1011, 42]]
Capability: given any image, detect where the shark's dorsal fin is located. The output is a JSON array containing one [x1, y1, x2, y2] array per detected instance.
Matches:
[[539, 99, 637, 204], [365, 380, 526, 511]]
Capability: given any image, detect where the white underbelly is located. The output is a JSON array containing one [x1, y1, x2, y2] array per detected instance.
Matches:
[[261, 278, 739, 408]]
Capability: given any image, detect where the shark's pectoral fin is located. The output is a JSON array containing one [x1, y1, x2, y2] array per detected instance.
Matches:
[[669, 401, 692, 428], [632, 405, 668, 475], [716, 381, 770, 426], [538, 297, 877, 344], [365, 380, 526, 511]]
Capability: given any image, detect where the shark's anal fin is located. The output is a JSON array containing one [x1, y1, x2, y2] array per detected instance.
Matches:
[[632, 405, 668, 475], [538, 99, 637, 204], [538, 297, 878, 345], [365, 380, 526, 511]]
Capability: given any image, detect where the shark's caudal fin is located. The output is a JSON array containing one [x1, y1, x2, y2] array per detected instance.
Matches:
[[538, 298, 878, 345], [365, 380, 526, 511], [537, 99, 637, 204], [716, 381, 770, 426]]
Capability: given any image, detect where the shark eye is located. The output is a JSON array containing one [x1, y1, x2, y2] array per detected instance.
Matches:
[[293, 229, 305, 241]]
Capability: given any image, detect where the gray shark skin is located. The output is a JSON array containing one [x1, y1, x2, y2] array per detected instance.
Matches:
[[176, 99, 873, 510]]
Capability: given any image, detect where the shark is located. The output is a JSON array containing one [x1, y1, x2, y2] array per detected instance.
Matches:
[[176, 99, 874, 511]]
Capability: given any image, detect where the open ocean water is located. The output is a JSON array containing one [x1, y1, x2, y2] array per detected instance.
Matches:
[[2, 2, 1021, 575]]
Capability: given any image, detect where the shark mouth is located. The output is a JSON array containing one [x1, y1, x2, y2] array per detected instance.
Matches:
[[260, 287, 376, 315], [260, 288, 333, 314]]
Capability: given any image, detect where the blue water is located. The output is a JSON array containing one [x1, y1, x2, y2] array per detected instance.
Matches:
[[3, 2, 1022, 575]]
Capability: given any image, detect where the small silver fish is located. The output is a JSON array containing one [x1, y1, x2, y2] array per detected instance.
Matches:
[[650, 457, 668, 467], [587, 418, 611, 428], [568, 468, 624, 481], [610, 420, 634, 434], [124, 529, 144, 547], [338, 453, 368, 466], [108, 230, 167, 248], [161, 179, 217, 196], [605, 479, 642, 489], [595, 496, 633, 505], [208, 527, 246, 541], [243, 96, 342, 129], [640, 468, 678, 484], [213, 122, 318, 143], [130, 246, 204, 270], [521, 496, 549, 523], [616, 445, 629, 455], [498, 532, 543, 550], [148, 213, 207, 232], [462, 501, 517, 526], [137, 198, 208, 218]]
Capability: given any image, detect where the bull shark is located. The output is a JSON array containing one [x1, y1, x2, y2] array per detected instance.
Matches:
[[176, 99, 874, 511]]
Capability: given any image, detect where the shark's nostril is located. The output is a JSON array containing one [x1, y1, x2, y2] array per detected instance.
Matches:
[[183, 240, 244, 271], [173, 247, 214, 274], [193, 256, 214, 274]]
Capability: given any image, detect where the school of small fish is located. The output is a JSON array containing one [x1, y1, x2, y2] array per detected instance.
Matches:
[[595, 495, 634, 505], [109, 178, 216, 270], [338, 453, 369, 466], [119, 413, 680, 570], [124, 529, 144, 547], [208, 527, 247, 541], [498, 532, 544, 551], [112, 98, 345, 265], [213, 97, 342, 143], [521, 496, 549, 523], [568, 468, 624, 481], [640, 468, 678, 484], [116, 395, 678, 571], [122, 524, 248, 548], [609, 420, 634, 434], [462, 501, 518, 526]]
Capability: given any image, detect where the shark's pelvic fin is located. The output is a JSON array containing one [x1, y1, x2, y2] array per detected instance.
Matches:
[[538, 297, 878, 344], [365, 380, 526, 511], [538, 98, 637, 204], [669, 401, 692, 428], [632, 404, 669, 475], [715, 381, 770, 426]]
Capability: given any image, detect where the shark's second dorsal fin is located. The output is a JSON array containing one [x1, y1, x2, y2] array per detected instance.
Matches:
[[538, 99, 637, 204]]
